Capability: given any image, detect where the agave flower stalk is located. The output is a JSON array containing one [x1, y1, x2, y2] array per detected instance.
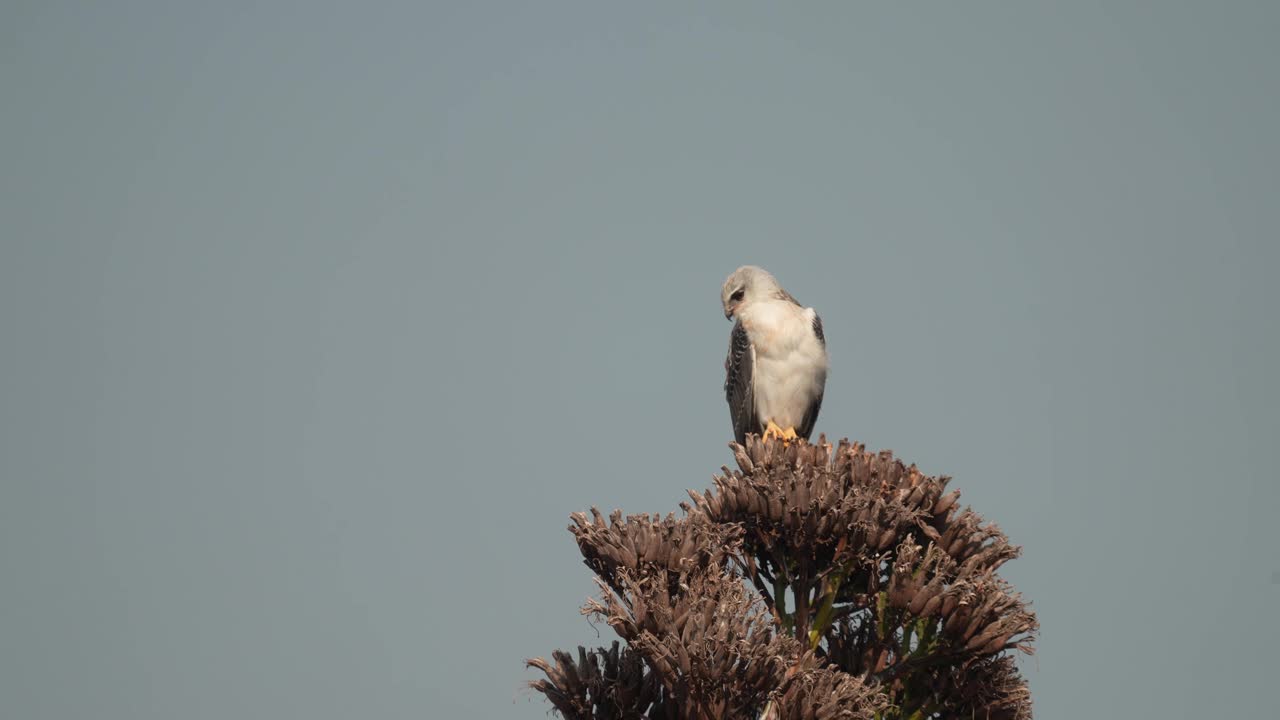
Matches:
[[529, 435, 1037, 719]]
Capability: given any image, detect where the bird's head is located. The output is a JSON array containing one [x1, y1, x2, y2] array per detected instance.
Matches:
[[721, 265, 782, 321]]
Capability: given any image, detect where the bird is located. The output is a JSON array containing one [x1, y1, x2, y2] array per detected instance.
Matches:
[[720, 265, 828, 445]]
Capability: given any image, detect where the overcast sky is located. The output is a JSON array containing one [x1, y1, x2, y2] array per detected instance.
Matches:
[[3, 2, 1277, 718]]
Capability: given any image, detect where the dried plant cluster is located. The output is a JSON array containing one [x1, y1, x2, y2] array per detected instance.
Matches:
[[529, 436, 1037, 719]]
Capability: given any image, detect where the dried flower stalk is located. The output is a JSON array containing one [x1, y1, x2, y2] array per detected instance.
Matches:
[[529, 436, 1037, 719]]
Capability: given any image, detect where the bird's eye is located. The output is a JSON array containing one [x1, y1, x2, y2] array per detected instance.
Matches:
[[730, 289, 745, 302]]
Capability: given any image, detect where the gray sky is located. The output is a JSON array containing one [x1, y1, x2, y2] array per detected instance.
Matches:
[[2, 2, 1277, 718]]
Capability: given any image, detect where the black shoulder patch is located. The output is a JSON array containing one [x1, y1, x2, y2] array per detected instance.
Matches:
[[812, 313, 825, 346], [724, 323, 752, 396], [724, 322, 760, 444]]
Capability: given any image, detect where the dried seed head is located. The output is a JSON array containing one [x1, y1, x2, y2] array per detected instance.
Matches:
[[535, 434, 1036, 720]]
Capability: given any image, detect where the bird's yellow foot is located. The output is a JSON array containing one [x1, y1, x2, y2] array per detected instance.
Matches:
[[761, 422, 799, 446], [762, 421, 785, 441]]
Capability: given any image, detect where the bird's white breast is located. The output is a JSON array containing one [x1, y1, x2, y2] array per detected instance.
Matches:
[[739, 301, 828, 430]]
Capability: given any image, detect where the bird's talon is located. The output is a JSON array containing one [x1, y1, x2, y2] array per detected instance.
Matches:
[[763, 421, 785, 442], [779, 426, 798, 446]]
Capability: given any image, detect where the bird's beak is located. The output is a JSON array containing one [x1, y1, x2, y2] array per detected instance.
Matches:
[[724, 307, 734, 321]]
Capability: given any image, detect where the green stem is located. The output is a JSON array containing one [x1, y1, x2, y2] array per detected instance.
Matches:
[[914, 618, 933, 650], [876, 591, 890, 642], [807, 569, 846, 649], [774, 575, 791, 633]]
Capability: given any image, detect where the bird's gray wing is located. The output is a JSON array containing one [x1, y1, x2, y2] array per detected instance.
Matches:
[[796, 313, 825, 440], [724, 321, 760, 444]]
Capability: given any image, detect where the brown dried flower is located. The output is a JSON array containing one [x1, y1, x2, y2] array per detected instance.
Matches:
[[569, 508, 740, 597], [529, 436, 1038, 720], [527, 642, 675, 719]]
